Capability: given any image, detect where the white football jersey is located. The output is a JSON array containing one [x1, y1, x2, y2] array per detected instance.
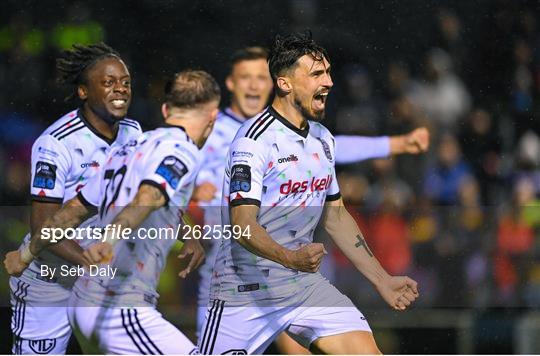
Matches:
[[197, 108, 245, 221], [73, 124, 202, 307], [23, 109, 142, 278], [210, 106, 341, 303], [30, 109, 142, 204]]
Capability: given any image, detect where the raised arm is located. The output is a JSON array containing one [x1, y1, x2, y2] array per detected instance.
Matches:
[[322, 197, 419, 310], [334, 127, 429, 164]]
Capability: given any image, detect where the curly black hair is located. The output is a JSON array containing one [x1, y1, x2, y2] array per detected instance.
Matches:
[[268, 30, 329, 83], [56, 42, 123, 100]]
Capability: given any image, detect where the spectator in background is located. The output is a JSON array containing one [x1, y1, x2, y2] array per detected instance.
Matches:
[[514, 130, 540, 196], [433, 9, 469, 77], [385, 95, 429, 194], [495, 178, 536, 306], [459, 108, 503, 204], [408, 197, 440, 306], [511, 39, 536, 139], [365, 158, 413, 276], [424, 132, 472, 205], [411, 48, 471, 132], [335, 65, 384, 135], [436, 176, 487, 306], [385, 60, 421, 100]]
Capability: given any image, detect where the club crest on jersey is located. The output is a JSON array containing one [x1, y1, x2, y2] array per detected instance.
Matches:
[[319, 138, 333, 161], [28, 338, 56, 354], [33, 161, 56, 190], [230, 164, 251, 193], [156, 156, 188, 190]]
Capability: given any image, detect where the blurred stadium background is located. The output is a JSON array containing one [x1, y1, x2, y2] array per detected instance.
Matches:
[[2, 0, 540, 353]]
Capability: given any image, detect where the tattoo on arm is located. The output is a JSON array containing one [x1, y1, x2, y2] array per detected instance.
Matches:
[[354, 233, 374, 257]]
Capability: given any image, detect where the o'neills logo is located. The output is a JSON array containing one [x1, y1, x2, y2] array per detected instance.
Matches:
[[81, 161, 100, 168], [280, 175, 333, 194], [278, 154, 299, 164]]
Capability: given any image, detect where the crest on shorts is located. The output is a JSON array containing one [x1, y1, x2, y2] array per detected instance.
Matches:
[[222, 349, 248, 355], [28, 339, 56, 354]]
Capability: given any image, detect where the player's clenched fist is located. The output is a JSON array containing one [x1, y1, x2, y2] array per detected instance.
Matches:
[[4, 250, 29, 277], [83, 242, 113, 265], [404, 127, 429, 154], [375, 275, 419, 311], [286, 243, 327, 273]]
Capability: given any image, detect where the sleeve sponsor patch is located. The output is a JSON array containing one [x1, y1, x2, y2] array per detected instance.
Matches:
[[37, 146, 59, 158], [155, 156, 188, 190], [33, 161, 57, 189], [230, 164, 252, 193]]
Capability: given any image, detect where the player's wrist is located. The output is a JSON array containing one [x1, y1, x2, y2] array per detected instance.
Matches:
[[280, 248, 295, 269], [368, 269, 392, 289], [389, 135, 406, 154], [20, 244, 35, 264]]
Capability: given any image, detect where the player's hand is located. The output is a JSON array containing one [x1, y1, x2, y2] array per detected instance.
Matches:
[[192, 182, 217, 202], [83, 242, 113, 265], [3, 250, 30, 277], [375, 275, 419, 311], [403, 127, 429, 154], [177, 239, 205, 278], [287, 243, 327, 273]]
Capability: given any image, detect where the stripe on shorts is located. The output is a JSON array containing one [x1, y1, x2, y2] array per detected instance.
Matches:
[[201, 299, 225, 354]]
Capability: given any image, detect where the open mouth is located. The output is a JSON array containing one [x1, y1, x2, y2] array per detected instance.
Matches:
[[312, 92, 328, 111], [245, 94, 261, 107]]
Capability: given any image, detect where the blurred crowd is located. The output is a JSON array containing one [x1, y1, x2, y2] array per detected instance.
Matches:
[[1, 0, 540, 309]]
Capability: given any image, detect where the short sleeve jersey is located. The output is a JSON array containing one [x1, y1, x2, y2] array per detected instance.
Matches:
[[211, 106, 340, 302], [30, 109, 142, 204], [74, 125, 202, 306], [25, 109, 141, 268], [197, 108, 245, 224]]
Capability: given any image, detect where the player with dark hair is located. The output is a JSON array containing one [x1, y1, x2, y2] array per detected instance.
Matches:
[[4, 43, 142, 354], [194, 45, 428, 340], [199, 31, 419, 354], [7, 69, 220, 354]]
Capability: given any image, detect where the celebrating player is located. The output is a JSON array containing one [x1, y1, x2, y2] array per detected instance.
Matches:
[[198, 32, 419, 355], [195, 45, 428, 355], [194, 46, 428, 345], [4, 43, 142, 355], [7, 69, 220, 354]]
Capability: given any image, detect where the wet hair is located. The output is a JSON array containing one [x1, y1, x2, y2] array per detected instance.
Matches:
[[164, 69, 221, 109], [56, 42, 123, 100], [268, 30, 329, 83], [229, 46, 269, 73]]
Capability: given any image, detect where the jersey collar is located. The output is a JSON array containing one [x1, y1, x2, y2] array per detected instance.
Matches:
[[268, 106, 309, 139], [159, 123, 195, 144], [223, 107, 247, 124], [160, 122, 187, 132], [77, 108, 118, 145]]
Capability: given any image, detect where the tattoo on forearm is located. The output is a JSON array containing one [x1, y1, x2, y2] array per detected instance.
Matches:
[[354, 234, 374, 257]]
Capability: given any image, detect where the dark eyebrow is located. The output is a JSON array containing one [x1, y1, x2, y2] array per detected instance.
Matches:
[[104, 74, 131, 79], [310, 64, 331, 76]]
